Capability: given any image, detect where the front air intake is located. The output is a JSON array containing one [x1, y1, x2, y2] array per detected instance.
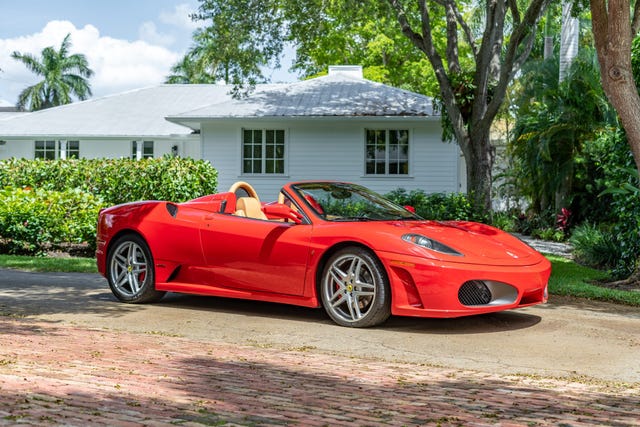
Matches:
[[458, 280, 492, 306]]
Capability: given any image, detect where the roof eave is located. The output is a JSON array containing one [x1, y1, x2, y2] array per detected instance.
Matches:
[[166, 114, 440, 130]]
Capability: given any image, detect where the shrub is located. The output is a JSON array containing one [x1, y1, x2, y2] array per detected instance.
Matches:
[[581, 129, 640, 277], [0, 157, 218, 254], [0, 156, 218, 205], [0, 187, 104, 255], [385, 188, 484, 221], [569, 223, 621, 271], [490, 211, 518, 232]]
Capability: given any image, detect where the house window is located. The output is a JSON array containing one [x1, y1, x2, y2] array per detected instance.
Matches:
[[131, 141, 154, 160], [242, 129, 285, 174], [365, 129, 409, 175], [64, 141, 80, 159], [35, 140, 56, 160]]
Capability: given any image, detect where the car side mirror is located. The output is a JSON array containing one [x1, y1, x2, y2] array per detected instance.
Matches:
[[261, 202, 304, 224], [404, 205, 416, 214]]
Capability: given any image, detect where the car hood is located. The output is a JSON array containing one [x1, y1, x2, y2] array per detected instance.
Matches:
[[377, 220, 542, 266]]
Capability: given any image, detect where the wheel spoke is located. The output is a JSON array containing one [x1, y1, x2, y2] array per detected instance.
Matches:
[[114, 253, 128, 268], [330, 265, 347, 283], [115, 270, 128, 288], [130, 272, 140, 293], [345, 293, 358, 320]]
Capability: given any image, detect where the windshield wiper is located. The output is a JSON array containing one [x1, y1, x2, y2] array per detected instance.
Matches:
[[332, 216, 372, 222]]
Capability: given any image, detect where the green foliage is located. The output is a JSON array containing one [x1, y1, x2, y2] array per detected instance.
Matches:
[[490, 211, 518, 232], [11, 33, 93, 111], [173, 0, 441, 96], [0, 156, 218, 206], [569, 223, 621, 270], [508, 48, 614, 214], [0, 157, 218, 254], [0, 187, 103, 254], [384, 188, 483, 221], [513, 209, 556, 236], [435, 70, 487, 143], [581, 129, 640, 278]]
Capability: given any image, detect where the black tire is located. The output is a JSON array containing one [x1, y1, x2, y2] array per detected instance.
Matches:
[[320, 247, 391, 327], [106, 234, 165, 303]]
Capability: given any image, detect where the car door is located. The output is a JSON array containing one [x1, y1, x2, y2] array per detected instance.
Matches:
[[199, 213, 313, 296]]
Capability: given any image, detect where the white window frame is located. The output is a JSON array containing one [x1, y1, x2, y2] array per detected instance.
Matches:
[[364, 129, 410, 176], [35, 140, 81, 160], [131, 141, 154, 160], [35, 140, 56, 160], [241, 128, 286, 175]]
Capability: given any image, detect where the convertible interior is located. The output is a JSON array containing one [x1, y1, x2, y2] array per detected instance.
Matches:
[[183, 181, 304, 223]]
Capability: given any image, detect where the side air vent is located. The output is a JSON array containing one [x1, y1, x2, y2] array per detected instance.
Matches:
[[166, 203, 178, 218], [458, 280, 492, 306]]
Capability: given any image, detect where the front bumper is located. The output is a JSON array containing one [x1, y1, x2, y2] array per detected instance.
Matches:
[[378, 251, 551, 318]]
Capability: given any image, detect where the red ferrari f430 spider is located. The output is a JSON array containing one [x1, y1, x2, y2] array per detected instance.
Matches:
[[96, 181, 551, 327]]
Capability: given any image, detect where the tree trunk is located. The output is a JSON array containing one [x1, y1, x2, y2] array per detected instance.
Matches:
[[591, 0, 640, 176], [464, 127, 494, 215]]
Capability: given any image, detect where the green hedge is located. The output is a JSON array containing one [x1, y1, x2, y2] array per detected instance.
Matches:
[[0, 156, 218, 205], [0, 157, 218, 254], [385, 188, 484, 221], [0, 187, 103, 254]]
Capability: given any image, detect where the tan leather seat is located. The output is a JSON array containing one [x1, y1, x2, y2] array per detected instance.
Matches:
[[235, 197, 268, 220]]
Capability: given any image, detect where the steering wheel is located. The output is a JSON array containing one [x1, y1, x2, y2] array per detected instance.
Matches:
[[228, 181, 260, 203]]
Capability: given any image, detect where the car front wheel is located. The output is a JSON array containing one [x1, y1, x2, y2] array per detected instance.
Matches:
[[320, 247, 391, 327], [107, 234, 165, 303]]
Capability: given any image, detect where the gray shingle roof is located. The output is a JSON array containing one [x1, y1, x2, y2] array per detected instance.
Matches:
[[0, 85, 230, 138], [168, 73, 434, 127], [0, 74, 435, 138]]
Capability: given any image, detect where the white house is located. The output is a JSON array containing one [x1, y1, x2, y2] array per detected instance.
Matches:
[[0, 66, 465, 199]]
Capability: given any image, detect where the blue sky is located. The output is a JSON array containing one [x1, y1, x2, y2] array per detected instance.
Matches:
[[0, 1, 296, 106]]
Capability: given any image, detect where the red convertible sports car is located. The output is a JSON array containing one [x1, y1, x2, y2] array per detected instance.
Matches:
[[96, 181, 551, 327]]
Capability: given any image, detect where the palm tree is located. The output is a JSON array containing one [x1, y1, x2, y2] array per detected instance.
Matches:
[[11, 33, 93, 111], [165, 50, 217, 84]]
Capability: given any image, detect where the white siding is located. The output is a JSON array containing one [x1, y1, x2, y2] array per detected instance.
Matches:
[[202, 119, 462, 201], [0, 140, 32, 159], [0, 137, 201, 160]]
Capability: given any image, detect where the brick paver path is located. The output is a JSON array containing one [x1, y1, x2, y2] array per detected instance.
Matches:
[[1, 318, 638, 426]]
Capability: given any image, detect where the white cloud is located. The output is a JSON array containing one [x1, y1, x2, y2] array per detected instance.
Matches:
[[0, 20, 181, 105], [160, 3, 200, 31], [139, 21, 175, 47]]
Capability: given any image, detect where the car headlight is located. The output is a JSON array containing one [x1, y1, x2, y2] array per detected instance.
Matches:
[[402, 233, 463, 256]]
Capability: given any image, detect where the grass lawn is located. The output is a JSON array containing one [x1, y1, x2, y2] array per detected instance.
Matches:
[[0, 253, 639, 307], [0, 254, 98, 273], [547, 255, 640, 307]]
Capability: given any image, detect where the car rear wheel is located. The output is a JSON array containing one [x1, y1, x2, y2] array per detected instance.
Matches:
[[321, 247, 391, 327], [107, 234, 165, 303]]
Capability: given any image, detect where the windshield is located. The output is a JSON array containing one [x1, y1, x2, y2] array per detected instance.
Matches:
[[291, 182, 420, 221]]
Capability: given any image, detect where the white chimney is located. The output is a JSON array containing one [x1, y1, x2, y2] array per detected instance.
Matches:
[[328, 65, 363, 79]]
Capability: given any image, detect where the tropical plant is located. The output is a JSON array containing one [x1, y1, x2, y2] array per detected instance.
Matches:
[[11, 33, 93, 111], [581, 128, 640, 278], [569, 222, 621, 270], [508, 48, 614, 215], [165, 51, 218, 84]]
